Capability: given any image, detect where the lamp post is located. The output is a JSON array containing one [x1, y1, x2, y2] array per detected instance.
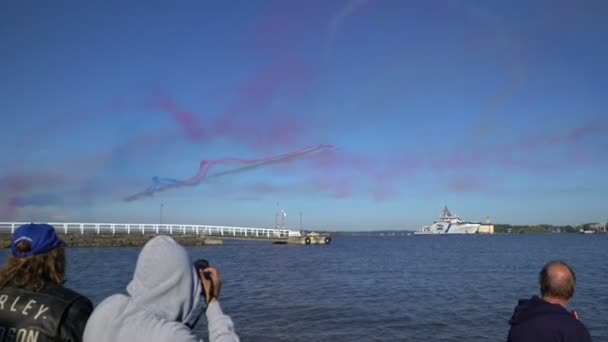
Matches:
[[274, 202, 279, 229], [160, 202, 164, 224]]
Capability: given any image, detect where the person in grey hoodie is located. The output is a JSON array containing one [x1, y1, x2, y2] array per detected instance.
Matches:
[[82, 235, 239, 342]]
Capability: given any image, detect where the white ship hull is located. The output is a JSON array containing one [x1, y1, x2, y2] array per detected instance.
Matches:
[[414, 222, 481, 235], [414, 206, 486, 235]]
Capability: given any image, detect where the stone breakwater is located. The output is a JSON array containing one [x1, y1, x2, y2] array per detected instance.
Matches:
[[0, 233, 223, 248]]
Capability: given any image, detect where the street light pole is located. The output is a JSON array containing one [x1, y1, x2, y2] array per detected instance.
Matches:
[[275, 202, 279, 229], [160, 202, 164, 224]]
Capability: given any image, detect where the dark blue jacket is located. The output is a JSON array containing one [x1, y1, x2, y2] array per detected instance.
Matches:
[[507, 296, 592, 342]]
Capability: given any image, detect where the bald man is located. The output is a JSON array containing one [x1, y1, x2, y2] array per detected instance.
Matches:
[[507, 260, 592, 341]]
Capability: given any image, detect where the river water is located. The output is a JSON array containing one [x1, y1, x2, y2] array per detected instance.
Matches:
[[2, 234, 607, 341]]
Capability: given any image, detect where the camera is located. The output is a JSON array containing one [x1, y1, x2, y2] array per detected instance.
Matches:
[[193, 258, 215, 302], [193, 259, 212, 280]]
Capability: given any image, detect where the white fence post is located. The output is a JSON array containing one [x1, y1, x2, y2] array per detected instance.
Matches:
[[2, 221, 301, 241]]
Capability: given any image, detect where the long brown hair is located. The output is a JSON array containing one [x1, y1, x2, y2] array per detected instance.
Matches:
[[0, 240, 66, 291]]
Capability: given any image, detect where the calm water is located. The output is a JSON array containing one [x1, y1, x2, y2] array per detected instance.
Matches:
[[3, 234, 607, 341]]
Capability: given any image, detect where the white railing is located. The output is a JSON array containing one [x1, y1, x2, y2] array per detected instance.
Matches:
[[0, 222, 302, 240]]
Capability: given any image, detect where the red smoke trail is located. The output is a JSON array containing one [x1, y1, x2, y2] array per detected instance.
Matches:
[[0, 177, 27, 220], [151, 91, 207, 142], [310, 176, 353, 199], [2, 127, 183, 218], [124, 144, 334, 202], [151, 59, 315, 150], [465, 3, 525, 136], [216, 59, 315, 150], [151, 91, 313, 151], [447, 177, 487, 194], [0, 173, 70, 220], [520, 122, 608, 149]]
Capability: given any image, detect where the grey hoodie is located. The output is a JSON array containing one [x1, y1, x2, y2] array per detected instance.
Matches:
[[83, 236, 239, 342]]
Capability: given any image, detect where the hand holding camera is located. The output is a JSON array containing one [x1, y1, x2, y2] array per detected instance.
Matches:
[[193, 259, 221, 304]]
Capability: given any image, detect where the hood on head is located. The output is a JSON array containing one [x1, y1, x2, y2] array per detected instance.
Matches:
[[127, 235, 202, 324], [509, 296, 571, 326]]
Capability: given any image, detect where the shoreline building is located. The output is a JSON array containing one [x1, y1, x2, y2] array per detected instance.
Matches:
[[478, 216, 495, 234], [589, 222, 607, 233]]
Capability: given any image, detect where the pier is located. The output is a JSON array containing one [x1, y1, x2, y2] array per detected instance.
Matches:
[[0, 222, 332, 247]]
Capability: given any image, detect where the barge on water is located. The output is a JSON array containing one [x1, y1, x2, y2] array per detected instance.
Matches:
[[275, 231, 332, 245]]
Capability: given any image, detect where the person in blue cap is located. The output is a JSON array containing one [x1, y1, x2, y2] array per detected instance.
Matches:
[[0, 223, 94, 342]]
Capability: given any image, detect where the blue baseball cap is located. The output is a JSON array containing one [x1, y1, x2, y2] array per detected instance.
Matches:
[[11, 223, 65, 258]]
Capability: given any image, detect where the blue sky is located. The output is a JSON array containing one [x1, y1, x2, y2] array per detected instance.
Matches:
[[1, 0, 607, 230]]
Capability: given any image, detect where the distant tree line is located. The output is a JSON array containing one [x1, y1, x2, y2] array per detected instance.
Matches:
[[494, 224, 582, 234]]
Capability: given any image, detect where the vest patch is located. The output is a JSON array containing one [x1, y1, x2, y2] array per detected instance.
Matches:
[[0, 296, 49, 320], [0, 288, 72, 342], [0, 326, 40, 342]]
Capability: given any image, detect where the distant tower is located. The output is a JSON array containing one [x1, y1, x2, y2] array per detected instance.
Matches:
[[485, 216, 491, 224]]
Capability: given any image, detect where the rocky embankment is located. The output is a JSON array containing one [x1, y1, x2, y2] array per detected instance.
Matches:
[[0, 233, 223, 248]]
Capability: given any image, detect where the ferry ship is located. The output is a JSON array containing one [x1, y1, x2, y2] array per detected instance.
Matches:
[[414, 206, 482, 235]]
